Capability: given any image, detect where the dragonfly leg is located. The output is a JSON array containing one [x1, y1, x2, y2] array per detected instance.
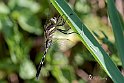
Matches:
[[57, 28, 78, 35]]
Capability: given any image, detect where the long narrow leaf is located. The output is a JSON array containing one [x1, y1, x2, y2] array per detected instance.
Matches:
[[107, 0, 124, 68], [50, 0, 124, 83]]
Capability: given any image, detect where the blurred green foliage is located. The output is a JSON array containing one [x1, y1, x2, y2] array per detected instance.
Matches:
[[0, 0, 122, 83]]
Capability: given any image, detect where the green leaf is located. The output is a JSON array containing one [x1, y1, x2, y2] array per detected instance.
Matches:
[[61, 67, 75, 82], [19, 59, 36, 79], [50, 0, 124, 83], [52, 66, 69, 83], [0, 2, 10, 14], [8, 0, 40, 13], [18, 15, 42, 35], [17, 0, 40, 13], [107, 0, 124, 68], [8, 0, 42, 35]]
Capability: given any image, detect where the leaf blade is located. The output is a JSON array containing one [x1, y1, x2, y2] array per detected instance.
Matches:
[[50, 0, 124, 83]]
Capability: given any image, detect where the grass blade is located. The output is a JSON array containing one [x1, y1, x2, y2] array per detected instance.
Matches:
[[50, 0, 124, 82], [107, 0, 124, 68]]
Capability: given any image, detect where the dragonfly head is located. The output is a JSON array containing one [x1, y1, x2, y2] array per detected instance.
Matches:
[[50, 17, 57, 24]]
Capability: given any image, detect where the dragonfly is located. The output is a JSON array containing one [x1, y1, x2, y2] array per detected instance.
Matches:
[[36, 15, 75, 79]]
